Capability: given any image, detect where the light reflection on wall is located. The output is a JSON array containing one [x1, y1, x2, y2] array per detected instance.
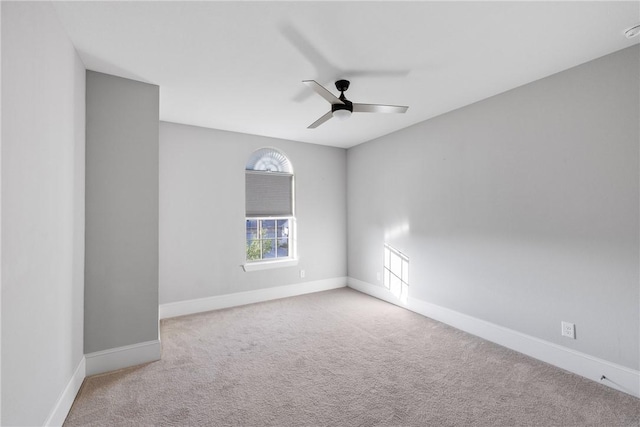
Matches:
[[384, 221, 410, 241], [384, 243, 409, 304]]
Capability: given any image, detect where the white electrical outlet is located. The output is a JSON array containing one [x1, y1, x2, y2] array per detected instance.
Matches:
[[561, 321, 576, 339], [300, 269, 305, 278], [376, 272, 381, 281]]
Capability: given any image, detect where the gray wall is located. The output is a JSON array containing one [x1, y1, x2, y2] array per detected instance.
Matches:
[[160, 122, 347, 304], [85, 71, 159, 353], [347, 46, 639, 369], [1, 2, 85, 425]]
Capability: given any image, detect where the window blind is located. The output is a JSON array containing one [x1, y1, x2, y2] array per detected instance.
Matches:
[[245, 171, 293, 217]]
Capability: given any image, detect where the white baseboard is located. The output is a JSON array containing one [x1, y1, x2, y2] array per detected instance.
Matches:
[[85, 340, 161, 377], [347, 277, 640, 398], [44, 357, 86, 427], [159, 277, 347, 319]]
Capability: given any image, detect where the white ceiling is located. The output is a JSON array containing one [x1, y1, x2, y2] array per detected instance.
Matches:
[[53, 1, 639, 149]]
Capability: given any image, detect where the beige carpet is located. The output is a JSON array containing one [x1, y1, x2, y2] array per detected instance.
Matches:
[[65, 288, 639, 426]]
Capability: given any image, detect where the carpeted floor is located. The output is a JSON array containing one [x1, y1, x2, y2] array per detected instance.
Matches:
[[65, 288, 639, 426]]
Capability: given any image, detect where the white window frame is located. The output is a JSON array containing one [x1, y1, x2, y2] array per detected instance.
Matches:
[[243, 217, 297, 271], [243, 148, 297, 272]]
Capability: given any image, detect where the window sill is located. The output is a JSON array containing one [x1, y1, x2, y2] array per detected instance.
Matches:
[[242, 258, 298, 272]]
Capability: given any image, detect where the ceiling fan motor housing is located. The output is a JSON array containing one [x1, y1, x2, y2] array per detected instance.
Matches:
[[335, 79, 350, 92]]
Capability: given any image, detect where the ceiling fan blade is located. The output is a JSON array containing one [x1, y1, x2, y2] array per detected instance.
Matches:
[[344, 69, 410, 79], [353, 103, 409, 114], [281, 24, 339, 79], [303, 80, 344, 105], [308, 111, 333, 129]]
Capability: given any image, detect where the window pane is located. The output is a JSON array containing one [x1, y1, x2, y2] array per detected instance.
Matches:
[[246, 217, 293, 263], [384, 247, 390, 268], [262, 238, 276, 258], [246, 148, 292, 173], [246, 220, 261, 261], [246, 238, 261, 260], [246, 220, 258, 239], [262, 220, 276, 238], [277, 238, 289, 257], [384, 270, 390, 289], [277, 219, 289, 237]]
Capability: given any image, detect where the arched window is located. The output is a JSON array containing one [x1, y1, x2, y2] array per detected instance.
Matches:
[[245, 148, 295, 265]]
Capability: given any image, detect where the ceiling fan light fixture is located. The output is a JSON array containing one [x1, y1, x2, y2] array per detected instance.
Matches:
[[333, 109, 352, 120]]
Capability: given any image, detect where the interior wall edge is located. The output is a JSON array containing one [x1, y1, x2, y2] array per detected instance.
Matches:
[[43, 358, 86, 427], [84, 70, 159, 355], [0, 1, 4, 422], [347, 278, 640, 398], [1, 1, 87, 424]]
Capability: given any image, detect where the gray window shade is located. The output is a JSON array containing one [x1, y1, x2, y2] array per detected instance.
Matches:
[[246, 171, 293, 217]]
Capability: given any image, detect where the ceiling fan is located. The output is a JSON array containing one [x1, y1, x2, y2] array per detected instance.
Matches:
[[303, 79, 409, 129]]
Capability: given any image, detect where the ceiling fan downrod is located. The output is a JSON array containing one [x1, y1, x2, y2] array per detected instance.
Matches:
[[333, 79, 353, 117]]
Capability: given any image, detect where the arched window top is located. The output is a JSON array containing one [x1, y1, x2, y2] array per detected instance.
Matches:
[[246, 148, 293, 174]]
